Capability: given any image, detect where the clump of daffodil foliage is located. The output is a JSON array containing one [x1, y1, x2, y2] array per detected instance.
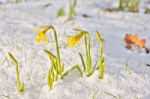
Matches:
[[7, 52, 24, 92], [33, 24, 105, 88], [14, 0, 22, 3], [56, 0, 77, 19], [128, 0, 140, 12], [44, 50, 60, 89], [119, 0, 140, 12], [33, 24, 63, 89], [56, 6, 65, 18], [68, 0, 77, 19], [33, 24, 82, 89], [66, 29, 105, 78]]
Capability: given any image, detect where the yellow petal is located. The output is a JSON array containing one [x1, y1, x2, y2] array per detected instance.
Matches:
[[35, 35, 41, 42], [34, 32, 45, 42]]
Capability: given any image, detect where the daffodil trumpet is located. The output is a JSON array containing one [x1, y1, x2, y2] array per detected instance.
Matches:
[[33, 25, 63, 74], [96, 32, 105, 79], [7, 52, 24, 92]]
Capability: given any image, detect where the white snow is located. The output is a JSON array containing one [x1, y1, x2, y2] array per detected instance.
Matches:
[[0, 0, 150, 99]]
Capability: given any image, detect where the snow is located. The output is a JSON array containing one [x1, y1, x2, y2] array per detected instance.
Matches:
[[0, 0, 150, 99]]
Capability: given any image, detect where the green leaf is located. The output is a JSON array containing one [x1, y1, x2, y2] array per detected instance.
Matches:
[[61, 64, 65, 73], [92, 89, 99, 99], [47, 69, 53, 89], [8, 52, 24, 92], [96, 31, 103, 47], [44, 50, 56, 61], [17, 83, 24, 92], [61, 65, 82, 79], [44, 49, 59, 74], [50, 66, 55, 82], [96, 31, 105, 79], [79, 53, 86, 71], [7, 52, 18, 65], [85, 34, 92, 76], [69, 3, 74, 18], [88, 60, 98, 77], [73, 0, 77, 8], [56, 7, 65, 18], [69, 0, 77, 18]]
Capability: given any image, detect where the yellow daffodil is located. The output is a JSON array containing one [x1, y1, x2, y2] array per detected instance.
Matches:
[[67, 32, 87, 46], [33, 25, 51, 43]]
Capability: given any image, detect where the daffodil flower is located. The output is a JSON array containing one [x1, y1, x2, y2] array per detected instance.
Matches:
[[67, 32, 87, 46], [33, 24, 63, 75], [33, 25, 51, 43], [67, 30, 93, 76]]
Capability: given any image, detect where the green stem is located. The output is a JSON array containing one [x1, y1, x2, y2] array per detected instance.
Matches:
[[99, 45, 104, 79], [8, 52, 24, 92], [47, 69, 53, 89], [119, 0, 124, 10], [79, 53, 86, 71], [96, 32, 104, 79], [85, 34, 91, 76], [16, 64, 20, 85], [44, 50, 58, 73], [50, 26, 61, 74], [104, 92, 118, 99], [16, 64, 22, 91], [125, 51, 133, 74], [92, 89, 99, 99]]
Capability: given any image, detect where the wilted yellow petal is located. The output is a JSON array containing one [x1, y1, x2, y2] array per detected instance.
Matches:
[[32, 24, 51, 32], [67, 32, 86, 46]]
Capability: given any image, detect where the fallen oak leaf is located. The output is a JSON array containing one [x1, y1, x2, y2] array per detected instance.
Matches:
[[124, 33, 146, 48]]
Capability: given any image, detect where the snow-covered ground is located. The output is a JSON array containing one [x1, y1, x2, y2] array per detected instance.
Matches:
[[0, 0, 150, 99]]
